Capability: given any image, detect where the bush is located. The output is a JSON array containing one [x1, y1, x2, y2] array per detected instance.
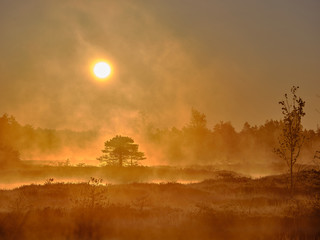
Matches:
[[0, 145, 20, 169]]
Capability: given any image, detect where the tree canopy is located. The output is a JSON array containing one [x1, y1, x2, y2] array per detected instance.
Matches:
[[97, 135, 146, 167]]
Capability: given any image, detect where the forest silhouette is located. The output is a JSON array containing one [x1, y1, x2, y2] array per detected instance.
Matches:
[[1, 108, 319, 171]]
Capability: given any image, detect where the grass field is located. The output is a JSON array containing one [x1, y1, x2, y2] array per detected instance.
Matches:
[[0, 168, 319, 239]]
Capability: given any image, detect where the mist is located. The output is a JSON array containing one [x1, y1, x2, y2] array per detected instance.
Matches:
[[1, 0, 320, 133], [1, 1, 320, 239], [1, 109, 319, 176]]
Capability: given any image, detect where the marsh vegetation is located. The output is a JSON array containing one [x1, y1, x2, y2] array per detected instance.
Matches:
[[0, 170, 319, 239]]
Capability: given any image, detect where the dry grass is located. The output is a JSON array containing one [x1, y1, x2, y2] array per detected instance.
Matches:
[[0, 169, 319, 239]]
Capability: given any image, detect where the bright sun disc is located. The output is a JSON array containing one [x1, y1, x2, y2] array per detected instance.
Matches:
[[93, 62, 111, 79]]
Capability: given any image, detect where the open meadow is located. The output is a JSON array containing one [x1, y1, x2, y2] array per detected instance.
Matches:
[[0, 167, 320, 240]]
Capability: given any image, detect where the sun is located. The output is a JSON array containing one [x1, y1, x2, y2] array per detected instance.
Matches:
[[93, 61, 111, 79]]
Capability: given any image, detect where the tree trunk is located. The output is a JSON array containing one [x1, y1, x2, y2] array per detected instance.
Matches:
[[290, 129, 293, 194], [290, 162, 293, 194], [290, 149, 293, 194]]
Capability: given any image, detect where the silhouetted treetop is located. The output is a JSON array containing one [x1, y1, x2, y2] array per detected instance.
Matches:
[[188, 109, 207, 130], [97, 135, 146, 167]]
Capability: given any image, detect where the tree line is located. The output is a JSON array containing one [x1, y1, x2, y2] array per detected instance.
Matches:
[[140, 105, 318, 168], [0, 114, 97, 166], [1, 87, 320, 175]]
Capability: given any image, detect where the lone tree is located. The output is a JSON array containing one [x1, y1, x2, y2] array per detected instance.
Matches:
[[97, 135, 146, 167], [275, 86, 305, 192]]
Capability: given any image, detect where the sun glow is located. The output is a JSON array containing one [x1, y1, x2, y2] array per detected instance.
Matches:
[[93, 61, 112, 79]]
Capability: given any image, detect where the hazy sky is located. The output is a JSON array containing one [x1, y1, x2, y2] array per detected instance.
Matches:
[[1, 0, 319, 132]]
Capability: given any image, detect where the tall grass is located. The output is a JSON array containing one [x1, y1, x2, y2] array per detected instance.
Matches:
[[0, 170, 319, 239]]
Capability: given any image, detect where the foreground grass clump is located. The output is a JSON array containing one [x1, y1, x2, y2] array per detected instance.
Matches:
[[0, 170, 319, 239]]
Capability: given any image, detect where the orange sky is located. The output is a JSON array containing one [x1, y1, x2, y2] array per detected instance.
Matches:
[[0, 0, 319, 132]]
